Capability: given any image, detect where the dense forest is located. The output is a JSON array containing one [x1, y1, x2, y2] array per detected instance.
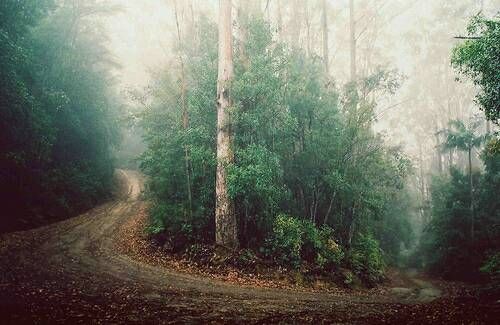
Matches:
[[0, 0, 120, 231], [0, 0, 499, 323], [139, 12, 413, 285]]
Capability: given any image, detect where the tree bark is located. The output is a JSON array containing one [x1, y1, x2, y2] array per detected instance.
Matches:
[[347, 204, 356, 246], [469, 147, 474, 241], [322, 0, 329, 75], [323, 191, 336, 225], [304, 1, 311, 57], [215, 0, 238, 249], [435, 125, 442, 174], [238, 0, 249, 68], [276, 0, 283, 40], [291, 0, 301, 47], [349, 0, 356, 81]]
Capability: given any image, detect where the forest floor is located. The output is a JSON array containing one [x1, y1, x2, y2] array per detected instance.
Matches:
[[0, 170, 498, 324]]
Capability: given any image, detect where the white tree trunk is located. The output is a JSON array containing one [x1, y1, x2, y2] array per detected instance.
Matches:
[[215, 0, 238, 249], [322, 0, 329, 75], [349, 0, 356, 81]]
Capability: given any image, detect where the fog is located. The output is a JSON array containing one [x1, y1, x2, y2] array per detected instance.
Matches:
[[104, 0, 494, 132], [1, 0, 499, 321], [105, 0, 497, 202]]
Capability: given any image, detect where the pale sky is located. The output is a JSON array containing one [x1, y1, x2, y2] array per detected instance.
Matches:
[[103, 0, 497, 89]]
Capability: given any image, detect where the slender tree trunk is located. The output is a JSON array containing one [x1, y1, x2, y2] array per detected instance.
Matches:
[[435, 125, 442, 173], [348, 204, 356, 246], [304, 1, 311, 57], [276, 0, 283, 40], [419, 143, 425, 198], [323, 192, 336, 225], [469, 147, 474, 241], [238, 0, 249, 68], [349, 0, 356, 81], [189, 0, 197, 45], [215, 0, 238, 249], [291, 0, 300, 47], [322, 0, 329, 75], [174, 0, 193, 220]]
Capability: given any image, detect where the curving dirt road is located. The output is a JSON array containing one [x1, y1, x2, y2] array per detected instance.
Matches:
[[0, 170, 497, 324]]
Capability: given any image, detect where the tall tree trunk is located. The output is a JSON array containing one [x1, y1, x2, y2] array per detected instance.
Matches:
[[216, 0, 238, 249], [238, 0, 249, 68], [322, 0, 329, 75], [276, 0, 283, 40], [349, 0, 356, 81], [323, 192, 336, 225], [174, 0, 193, 220], [435, 125, 442, 174], [304, 1, 311, 57], [347, 204, 356, 246], [189, 0, 197, 45], [291, 0, 301, 47], [469, 147, 474, 241]]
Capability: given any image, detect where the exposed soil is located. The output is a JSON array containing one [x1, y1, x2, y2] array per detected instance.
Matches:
[[0, 170, 498, 324]]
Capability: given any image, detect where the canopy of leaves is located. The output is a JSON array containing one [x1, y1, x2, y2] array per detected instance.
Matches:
[[443, 119, 484, 152], [139, 17, 414, 281], [452, 14, 500, 124], [418, 144, 500, 281], [0, 1, 119, 231]]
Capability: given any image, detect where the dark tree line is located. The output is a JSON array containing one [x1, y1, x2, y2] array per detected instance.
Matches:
[[415, 14, 500, 290], [0, 0, 119, 232]]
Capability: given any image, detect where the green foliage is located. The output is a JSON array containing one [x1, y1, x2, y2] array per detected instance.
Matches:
[[452, 14, 500, 124], [228, 143, 287, 245], [480, 251, 500, 297], [0, 1, 119, 231], [420, 143, 500, 281], [314, 226, 345, 271], [443, 119, 484, 152], [348, 234, 385, 286], [265, 214, 343, 271], [266, 214, 305, 268], [139, 17, 414, 281], [481, 252, 500, 280]]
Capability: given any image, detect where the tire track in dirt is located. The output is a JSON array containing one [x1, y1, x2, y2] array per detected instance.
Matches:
[[1, 169, 483, 324]]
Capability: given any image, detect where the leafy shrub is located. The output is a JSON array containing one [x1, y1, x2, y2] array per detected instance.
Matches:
[[266, 214, 304, 268], [139, 16, 413, 281], [479, 252, 500, 298], [265, 214, 343, 271], [234, 248, 259, 269], [481, 252, 500, 279], [348, 234, 385, 285], [316, 226, 344, 271]]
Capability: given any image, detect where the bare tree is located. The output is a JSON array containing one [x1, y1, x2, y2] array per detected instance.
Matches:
[[215, 0, 238, 249]]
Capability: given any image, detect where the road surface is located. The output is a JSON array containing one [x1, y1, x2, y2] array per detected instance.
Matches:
[[0, 170, 496, 324]]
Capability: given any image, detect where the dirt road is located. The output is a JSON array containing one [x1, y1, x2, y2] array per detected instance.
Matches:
[[0, 170, 497, 324]]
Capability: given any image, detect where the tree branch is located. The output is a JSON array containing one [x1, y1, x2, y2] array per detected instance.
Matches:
[[454, 36, 481, 39]]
